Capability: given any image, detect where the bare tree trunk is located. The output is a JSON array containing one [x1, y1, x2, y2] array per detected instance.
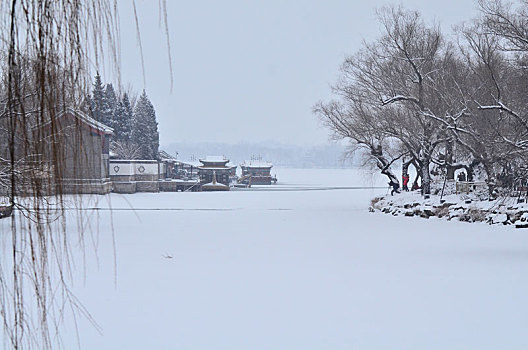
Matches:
[[402, 157, 413, 178], [412, 174, 421, 190], [445, 142, 456, 180], [421, 157, 431, 195], [419, 146, 432, 195], [481, 160, 496, 195], [467, 164, 475, 182], [378, 158, 400, 187], [372, 145, 400, 192], [446, 165, 456, 181]]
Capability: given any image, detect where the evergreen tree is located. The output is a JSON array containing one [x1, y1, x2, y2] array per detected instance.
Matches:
[[112, 99, 125, 140], [131, 90, 159, 159], [103, 83, 117, 127], [121, 93, 134, 140], [90, 72, 105, 122], [113, 93, 133, 142]]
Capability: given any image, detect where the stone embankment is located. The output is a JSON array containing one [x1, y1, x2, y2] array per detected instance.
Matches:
[[370, 192, 528, 228]]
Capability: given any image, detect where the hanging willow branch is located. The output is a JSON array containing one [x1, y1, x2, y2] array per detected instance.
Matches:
[[0, 1, 171, 349]]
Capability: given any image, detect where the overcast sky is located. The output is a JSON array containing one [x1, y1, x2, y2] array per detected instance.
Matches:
[[111, 0, 478, 147]]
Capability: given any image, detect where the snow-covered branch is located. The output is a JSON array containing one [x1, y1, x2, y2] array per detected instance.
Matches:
[[381, 95, 420, 106]]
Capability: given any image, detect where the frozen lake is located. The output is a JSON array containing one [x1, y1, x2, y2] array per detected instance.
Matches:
[[6, 168, 528, 349]]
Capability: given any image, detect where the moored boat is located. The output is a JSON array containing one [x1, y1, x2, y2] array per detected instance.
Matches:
[[239, 160, 276, 185]]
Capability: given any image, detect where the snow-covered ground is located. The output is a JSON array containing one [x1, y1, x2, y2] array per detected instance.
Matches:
[[5, 168, 528, 349]]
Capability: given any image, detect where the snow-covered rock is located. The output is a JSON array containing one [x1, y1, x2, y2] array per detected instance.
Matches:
[[373, 191, 528, 227], [489, 213, 508, 225]]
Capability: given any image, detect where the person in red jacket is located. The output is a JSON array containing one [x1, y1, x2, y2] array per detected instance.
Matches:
[[402, 173, 410, 191]]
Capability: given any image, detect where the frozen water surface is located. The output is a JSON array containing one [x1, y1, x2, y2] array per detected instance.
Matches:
[[9, 168, 528, 349]]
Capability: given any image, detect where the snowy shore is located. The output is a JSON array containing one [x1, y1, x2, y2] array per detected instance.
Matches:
[[371, 191, 528, 227]]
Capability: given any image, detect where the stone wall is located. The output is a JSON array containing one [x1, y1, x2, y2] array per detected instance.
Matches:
[[61, 178, 112, 195], [109, 160, 160, 193]]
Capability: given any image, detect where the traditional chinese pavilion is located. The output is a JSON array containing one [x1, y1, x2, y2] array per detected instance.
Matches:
[[198, 156, 236, 190]]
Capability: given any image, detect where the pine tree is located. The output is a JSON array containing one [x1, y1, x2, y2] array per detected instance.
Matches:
[[90, 72, 105, 122], [113, 93, 133, 142], [131, 90, 159, 159], [122, 93, 133, 141], [112, 99, 125, 140], [103, 83, 117, 127]]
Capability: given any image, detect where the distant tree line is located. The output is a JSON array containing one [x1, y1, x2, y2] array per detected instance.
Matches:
[[316, 0, 528, 196], [89, 73, 160, 159]]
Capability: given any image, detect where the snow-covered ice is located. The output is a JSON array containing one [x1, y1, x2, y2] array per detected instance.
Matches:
[[5, 168, 528, 349]]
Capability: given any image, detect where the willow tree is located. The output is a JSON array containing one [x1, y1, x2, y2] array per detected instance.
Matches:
[[0, 1, 170, 349]]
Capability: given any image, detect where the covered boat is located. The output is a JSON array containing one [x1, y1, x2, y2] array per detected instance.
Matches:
[[239, 160, 276, 185]]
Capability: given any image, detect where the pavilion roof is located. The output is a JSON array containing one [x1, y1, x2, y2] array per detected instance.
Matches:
[[240, 160, 273, 168]]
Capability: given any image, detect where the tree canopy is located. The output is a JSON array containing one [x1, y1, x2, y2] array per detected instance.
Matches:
[[316, 1, 528, 197]]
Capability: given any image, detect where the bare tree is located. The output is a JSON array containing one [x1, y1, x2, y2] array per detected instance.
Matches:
[[111, 139, 143, 160], [324, 6, 465, 195], [457, 14, 528, 191], [314, 98, 404, 189], [479, 0, 528, 52], [317, 1, 528, 198]]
